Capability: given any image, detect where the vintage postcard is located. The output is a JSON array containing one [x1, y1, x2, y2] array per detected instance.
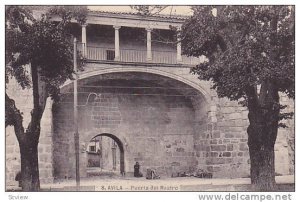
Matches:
[[4, 4, 295, 200]]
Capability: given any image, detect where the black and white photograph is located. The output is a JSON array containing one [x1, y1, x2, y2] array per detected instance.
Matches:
[[3, 2, 297, 201]]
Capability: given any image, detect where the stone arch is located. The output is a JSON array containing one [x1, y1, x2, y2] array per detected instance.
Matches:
[[88, 133, 125, 175], [53, 67, 214, 178], [60, 67, 211, 103]]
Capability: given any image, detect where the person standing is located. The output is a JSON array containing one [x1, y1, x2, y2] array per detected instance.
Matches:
[[134, 162, 143, 177]]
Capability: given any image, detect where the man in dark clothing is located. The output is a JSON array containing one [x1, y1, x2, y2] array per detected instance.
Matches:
[[134, 162, 143, 177]]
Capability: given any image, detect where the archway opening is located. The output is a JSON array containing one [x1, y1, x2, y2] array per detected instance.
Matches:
[[53, 71, 210, 179], [86, 133, 125, 176]]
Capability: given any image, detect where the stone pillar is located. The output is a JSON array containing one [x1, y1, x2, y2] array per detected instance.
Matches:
[[113, 25, 121, 61], [81, 24, 87, 57], [146, 28, 152, 61], [177, 32, 183, 63]]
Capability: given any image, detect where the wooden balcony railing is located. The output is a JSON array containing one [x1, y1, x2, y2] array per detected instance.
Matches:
[[84, 45, 202, 65]]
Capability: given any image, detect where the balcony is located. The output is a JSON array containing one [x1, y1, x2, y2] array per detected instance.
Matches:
[[85, 46, 202, 66]]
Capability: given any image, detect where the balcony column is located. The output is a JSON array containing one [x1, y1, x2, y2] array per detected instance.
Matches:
[[177, 28, 183, 63], [81, 24, 87, 57], [113, 25, 121, 61], [146, 28, 152, 61]]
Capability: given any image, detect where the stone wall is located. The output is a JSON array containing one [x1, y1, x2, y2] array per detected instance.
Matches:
[[192, 94, 211, 172], [205, 93, 295, 177], [39, 99, 54, 183], [6, 68, 295, 187], [52, 79, 201, 178], [277, 94, 295, 175], [5, 78, 53, 188], [6, 127, 21, 187], [53, 71, 295, 179], [209, 95, 250, 178], [6, 77, 32, 187]]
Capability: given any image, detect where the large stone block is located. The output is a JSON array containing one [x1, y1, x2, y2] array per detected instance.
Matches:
[[225, 133, 235, 138], [222, 152, 231, 157], [212, 131, 220, 138], [227, 144, 234, 151], [211, 145, 226, 152], [239, 143, 248, 151]]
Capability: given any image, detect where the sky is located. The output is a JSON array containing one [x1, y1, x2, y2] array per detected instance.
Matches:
[[88, 6, 193, 16]]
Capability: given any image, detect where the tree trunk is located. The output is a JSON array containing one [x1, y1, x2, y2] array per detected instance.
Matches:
[[17, 65, 46, 191], [6, 64, 48, 191], [247, 106, 278, 191], [19, 139, 40, 191], [248, 137, 276, 191]]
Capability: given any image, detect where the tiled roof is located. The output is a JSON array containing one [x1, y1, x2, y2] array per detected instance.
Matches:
[[88, 10, 189, 22]]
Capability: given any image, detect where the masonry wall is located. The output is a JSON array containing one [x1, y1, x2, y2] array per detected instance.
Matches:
[[191, 94, 211, 172], [203, 93, 294, 178], [53, 70, 295, 179], [5, 69, 295, 187], [5, 78, 53, 189], [208, 95, 250, 178], [53, 85, 202, 178], [99, 137, 121, 171], [277, 94, 295, 175]]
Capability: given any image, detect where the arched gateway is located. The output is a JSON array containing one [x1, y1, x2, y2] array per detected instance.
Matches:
[[5, 8, 294, 188], [87, 133, 125, 175], [49, 68, 292, 180], [52, 69, 217, 179]]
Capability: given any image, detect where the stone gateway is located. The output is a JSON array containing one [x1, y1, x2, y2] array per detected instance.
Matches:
[[5, 8, 294, 188]]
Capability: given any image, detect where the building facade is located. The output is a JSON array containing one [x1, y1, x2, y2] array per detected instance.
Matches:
[[5, 9, 295, 187]]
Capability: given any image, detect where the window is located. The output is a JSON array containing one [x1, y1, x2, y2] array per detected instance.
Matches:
[[89, 145, 96, 152]]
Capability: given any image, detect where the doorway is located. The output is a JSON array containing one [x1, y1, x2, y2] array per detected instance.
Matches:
[[86, 133, 125, 175]]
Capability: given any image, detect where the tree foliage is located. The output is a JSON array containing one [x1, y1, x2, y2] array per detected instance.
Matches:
[[130, 6, 168, 16], [5, 5, 87, 191], [181, 6, 294, 190], [182, 6, 294, 101], [6, 6, 86, 100]]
